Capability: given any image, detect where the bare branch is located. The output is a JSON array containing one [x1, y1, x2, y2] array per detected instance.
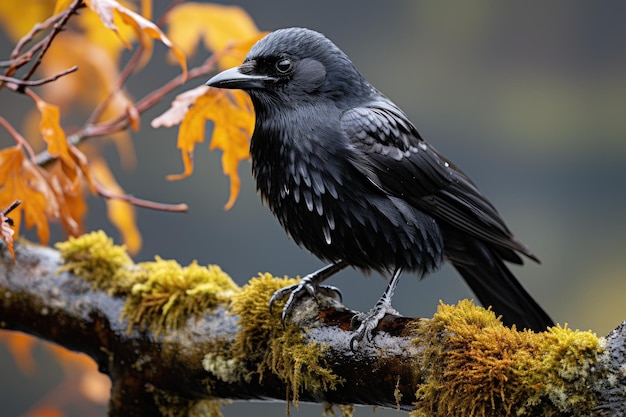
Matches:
[[20, 0, 84, 84], [0, 237, 621, 417], [0, 65, 78, 89], [95, 180, 189, 212], [0, 116, 37, 159], [33, 52, 224, 167]]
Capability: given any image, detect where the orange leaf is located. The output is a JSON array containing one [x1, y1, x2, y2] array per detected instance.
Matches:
[[47, 158, 86, 237], [23, 406, 66, 417], [0, 332, 38, 374], [47, 343, 111, 404], [33, 95, 74, 166], [0, 0, 55, 42], [152, 85, 254, 209], [90, 157, 142, 254], [166, 2, 262, 70], [39, 33, 134, 121], [0, 147, 57, 244], [0, 200, 19, 261], [84, 0, 187, 80]]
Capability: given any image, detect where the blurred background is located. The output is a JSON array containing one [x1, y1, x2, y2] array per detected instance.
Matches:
[[1, 1, 626, 416]]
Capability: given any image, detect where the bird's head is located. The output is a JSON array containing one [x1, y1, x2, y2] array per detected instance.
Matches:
[[206, 27, 371, 106]]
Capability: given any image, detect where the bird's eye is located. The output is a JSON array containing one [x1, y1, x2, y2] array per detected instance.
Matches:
[[275, 58, 293, 74]]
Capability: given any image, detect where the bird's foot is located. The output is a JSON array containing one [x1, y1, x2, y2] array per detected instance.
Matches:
[[350, 303, 399, 350], [269, 274, 342, 326]]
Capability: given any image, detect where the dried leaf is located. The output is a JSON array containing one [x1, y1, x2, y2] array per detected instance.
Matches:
[[0, 147, 58, 244], [152, 86, 254, 209], [90, 157, 142, 254], [84, 0, 187, 79], [0, 331, 37, 374], [40, 33, 134, 121], [34, 96, 74, 166], [23, 406, 65, 417], [166, 2, 262, 70], [0, 0, 55, 41]]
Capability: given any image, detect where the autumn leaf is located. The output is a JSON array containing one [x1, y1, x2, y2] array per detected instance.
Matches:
[[0, 200, 20, 261], [84, 0, 187, 79], [90, 157, 142, 254], [34, 95, 74, 166], [0, 147, 57, 244], [0, 0, 55, 41], [152, 85, 254, 209], [39, 32, 135, 121], [71, 0, 137, 62], [166, 2, 263, 70], [0, 332, 37, 374]]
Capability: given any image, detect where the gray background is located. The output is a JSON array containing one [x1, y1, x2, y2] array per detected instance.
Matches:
[[2, 1, 626, 416]]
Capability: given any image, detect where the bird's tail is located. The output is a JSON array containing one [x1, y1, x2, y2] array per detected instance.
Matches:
[[446, 238, 553, 332]]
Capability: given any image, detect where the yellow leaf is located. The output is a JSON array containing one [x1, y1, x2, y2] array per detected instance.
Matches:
[[52, 0, 74, 15], [33, 95, 74, 166], [76, 2, 137, 62], [90, 157, 142, 254], [0, 147, 57, 244], [166, 2, 262, 70], [152, 85, 253, 209], [0, 0, 55, 41], [39, 33, 134, 123], [47, 158, 87, 237], [84, 0, 187, 79]]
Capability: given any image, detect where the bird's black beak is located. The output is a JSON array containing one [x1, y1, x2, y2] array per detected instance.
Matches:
[[205, 62, 275, 90]]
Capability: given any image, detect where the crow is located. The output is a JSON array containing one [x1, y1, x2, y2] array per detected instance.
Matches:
[[206, 27, 553, 346]]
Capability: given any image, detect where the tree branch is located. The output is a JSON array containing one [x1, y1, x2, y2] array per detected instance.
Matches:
[[0, 236, 623, 417]]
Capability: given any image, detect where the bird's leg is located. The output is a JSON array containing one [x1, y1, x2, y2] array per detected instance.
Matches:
[[269, 260, 348, 325], [350, 267, 403, 350]]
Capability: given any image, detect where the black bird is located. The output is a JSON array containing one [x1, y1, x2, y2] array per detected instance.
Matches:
[[206, 27, 553, 345]]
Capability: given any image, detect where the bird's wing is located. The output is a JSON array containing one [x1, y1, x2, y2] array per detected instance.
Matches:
[[341, 100, 536, 262]]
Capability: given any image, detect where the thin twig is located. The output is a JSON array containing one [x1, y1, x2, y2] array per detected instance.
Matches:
[[11, 8, 70, 60], [85, 0, 186, 127], [21, 0, 84, 83], [1, 201, 21, 217], [95, 181, 188, 212], [84, 43, 146, 126], [0, 66, 77, 89], [33, 52, 224, 167], [0, 116, 37, 159]]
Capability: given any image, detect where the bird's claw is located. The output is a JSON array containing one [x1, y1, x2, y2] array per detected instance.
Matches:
[[269, 276, 342, 326], [349, 305, 394, 350]]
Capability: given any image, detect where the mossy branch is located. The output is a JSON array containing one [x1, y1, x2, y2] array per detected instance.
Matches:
[[0, 232, 624, 417]]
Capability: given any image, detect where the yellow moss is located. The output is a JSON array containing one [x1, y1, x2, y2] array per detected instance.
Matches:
[[56, 230, 135, 293], [412, 300, 605, 417], [123, 258, 239, 334], [210, 273, 344, 405], [56, 231, 240, 335]]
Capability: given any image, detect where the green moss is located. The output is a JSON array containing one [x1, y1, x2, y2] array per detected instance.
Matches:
[[56, 230, 135, 293], [56, 231, 239, 334], [204, 273, 344, 406], [123, 258, 239, 334], [412, 300, 605, 417]]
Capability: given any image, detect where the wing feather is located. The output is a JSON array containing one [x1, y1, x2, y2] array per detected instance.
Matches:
[[341, 99, 537, 262]]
